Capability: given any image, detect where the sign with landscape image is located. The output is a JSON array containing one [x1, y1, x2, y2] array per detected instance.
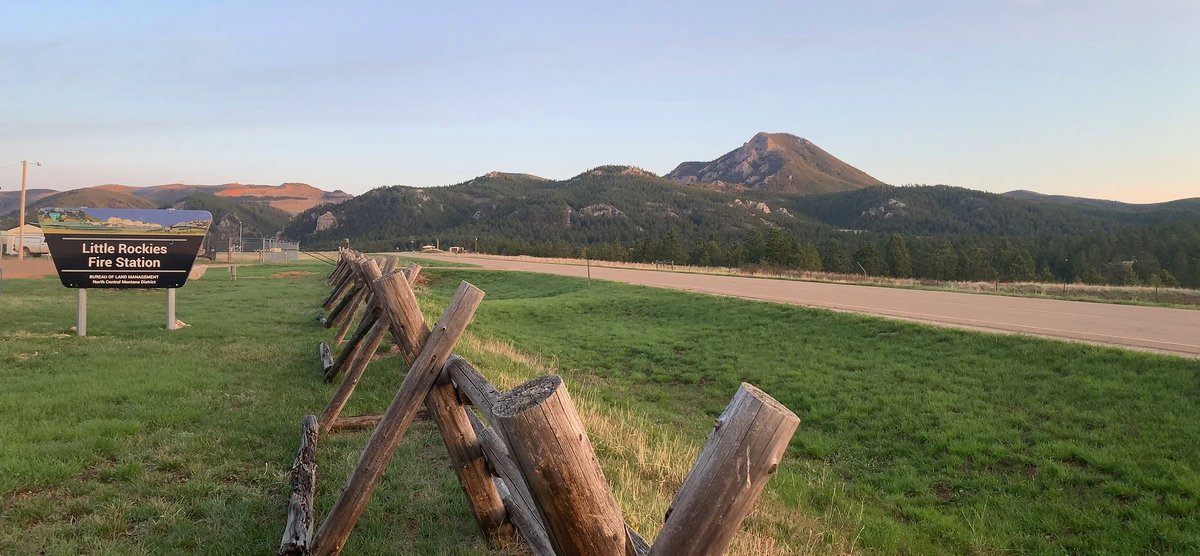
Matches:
[[39, 207, 212, 288]]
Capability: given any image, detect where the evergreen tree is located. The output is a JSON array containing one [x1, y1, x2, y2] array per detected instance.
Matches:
[[797, 242, 822, 271], [820, 240, 853, 274], [661, 229, 685, 263], [885, 234, 913, 278], [744, 230, 765, 264], [929, 239, 958, 280], [999, 244, 1036, 282], [854, 240, 886, 276], [632, 237, 657, 262], [960, 245, 997, 281], [1132, 252, 1161, 283], [764, 228, 797, 267], [1078, 264, 1104, 284]]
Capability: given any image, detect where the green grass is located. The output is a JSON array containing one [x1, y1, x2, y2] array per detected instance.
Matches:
[[0, 264, 486, 554], [418, 269, 1200, 554], [2, 263, 1198, 554]]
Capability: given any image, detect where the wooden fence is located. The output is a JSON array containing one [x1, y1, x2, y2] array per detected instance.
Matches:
[[279, 249, 800, 555]]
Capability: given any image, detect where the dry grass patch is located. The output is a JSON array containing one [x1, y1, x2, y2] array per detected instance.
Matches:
[[457, 334, 862, 555]]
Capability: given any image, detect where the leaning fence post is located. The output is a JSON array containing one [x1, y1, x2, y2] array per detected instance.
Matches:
[[323, 252, 357, 307], [367, 274, 514, 546], [278, 415, 319, 555], [319, 319, 389, 432], [426, 371, 516, 545], [332, 285, 369, 344], [493, 375, 632, 556], [310, 281, 484, 556], [323, 259, 394, 383], [649, 383, 800, 556]]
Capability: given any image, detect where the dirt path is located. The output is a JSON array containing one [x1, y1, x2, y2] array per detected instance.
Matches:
[[0, 257, 57, 279], [410, 252, 1200, 358]]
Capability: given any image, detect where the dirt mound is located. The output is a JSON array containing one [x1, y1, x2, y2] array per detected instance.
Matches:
[[273, 271, 317, 279]]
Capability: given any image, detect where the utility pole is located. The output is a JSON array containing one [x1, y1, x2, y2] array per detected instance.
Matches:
[[17, 161, 40, 262]]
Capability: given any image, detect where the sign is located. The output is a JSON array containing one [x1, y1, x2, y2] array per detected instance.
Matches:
[[39, 207, 213, 288]]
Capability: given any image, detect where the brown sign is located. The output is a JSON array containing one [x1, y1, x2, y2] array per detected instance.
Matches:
[[39, 207, 212, 288]]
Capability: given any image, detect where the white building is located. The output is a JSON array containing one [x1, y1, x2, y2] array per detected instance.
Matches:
[[0, 224, 45, 256]]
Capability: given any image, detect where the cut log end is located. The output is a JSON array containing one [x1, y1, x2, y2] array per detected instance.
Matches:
[[492, 375, 562, 418], [738, 382, 798, 421]]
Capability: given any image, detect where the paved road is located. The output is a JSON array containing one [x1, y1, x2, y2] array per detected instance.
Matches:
[[408, 253, 1200, 358]]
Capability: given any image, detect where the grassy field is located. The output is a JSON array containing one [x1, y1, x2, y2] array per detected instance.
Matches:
[[1, 262, 1198, 554], [421, 269, 1200, 554], [0, 263, 489, 554]]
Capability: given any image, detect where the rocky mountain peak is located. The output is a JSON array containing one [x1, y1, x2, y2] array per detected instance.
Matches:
[[666, 132, 883, 195]]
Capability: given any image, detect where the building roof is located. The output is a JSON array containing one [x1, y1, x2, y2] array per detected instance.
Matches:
[[2, 224, 42, 234]]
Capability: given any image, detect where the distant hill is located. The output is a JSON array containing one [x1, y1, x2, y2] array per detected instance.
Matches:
[[0, 189, 57, 220], [34, 188, 157, 211], [1003, 190, 1200, 215], [1002, 190, 1136, 210], [667, 132, 885, 194], [285, 167, 825, 252], [169, 193, 296, 249], [1, 185, 295, 251], [287, 167, 1200, 288], [292, 174, 1200, 250], [88, 182, 351, 214], [3, 182, 349, 228]]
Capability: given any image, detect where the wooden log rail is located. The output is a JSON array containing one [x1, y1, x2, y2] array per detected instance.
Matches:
[[324, 261, 419, 384], [284, 254, 800, 556], [330, 254, 393, 345], [322, 250, 359, 307], [310, 279, 490, 556], [322, 258, 387, 382]]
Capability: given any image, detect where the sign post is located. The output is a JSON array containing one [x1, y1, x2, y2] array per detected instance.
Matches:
[[167, 288, 177, 330], [77, 288, 87, 336], [40, 207, 212, 335]]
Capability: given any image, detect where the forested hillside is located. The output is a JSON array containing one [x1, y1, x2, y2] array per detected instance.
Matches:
[[287, 168, 826, 257], [286, 171, 1200, 288], [170, 193, 295, 244]]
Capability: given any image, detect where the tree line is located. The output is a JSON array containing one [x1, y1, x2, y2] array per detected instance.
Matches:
[[439, 220, 1200, 288]]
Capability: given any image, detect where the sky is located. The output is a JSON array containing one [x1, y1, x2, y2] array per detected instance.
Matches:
[[1, 1, 1197, 203]]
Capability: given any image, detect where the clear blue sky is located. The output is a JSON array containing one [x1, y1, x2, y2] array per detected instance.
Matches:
[[2, 1, 1196, 202]]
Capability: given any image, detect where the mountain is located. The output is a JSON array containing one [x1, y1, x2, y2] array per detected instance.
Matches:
[[33, 188, 158, 211], [1003, 190, 1200, 216], [86, 182, 351, 214], [1, 185, 296, 247], [291, 173, 1200, 251], [4, 182, 349, 223], [1, 188, 157, 228], [1002, 190, 1136, 210], [285, 167, 825, 252], [0, 189, 57, 219], [667, 132, 886, 194], [169, 193, 296, 246], [286, 168, 1200, 288]]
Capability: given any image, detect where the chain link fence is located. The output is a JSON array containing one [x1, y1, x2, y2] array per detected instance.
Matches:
[[213, 237, 300, 263]]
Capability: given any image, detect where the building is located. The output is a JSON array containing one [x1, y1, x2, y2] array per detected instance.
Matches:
[[0, 224, 46, 256]]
